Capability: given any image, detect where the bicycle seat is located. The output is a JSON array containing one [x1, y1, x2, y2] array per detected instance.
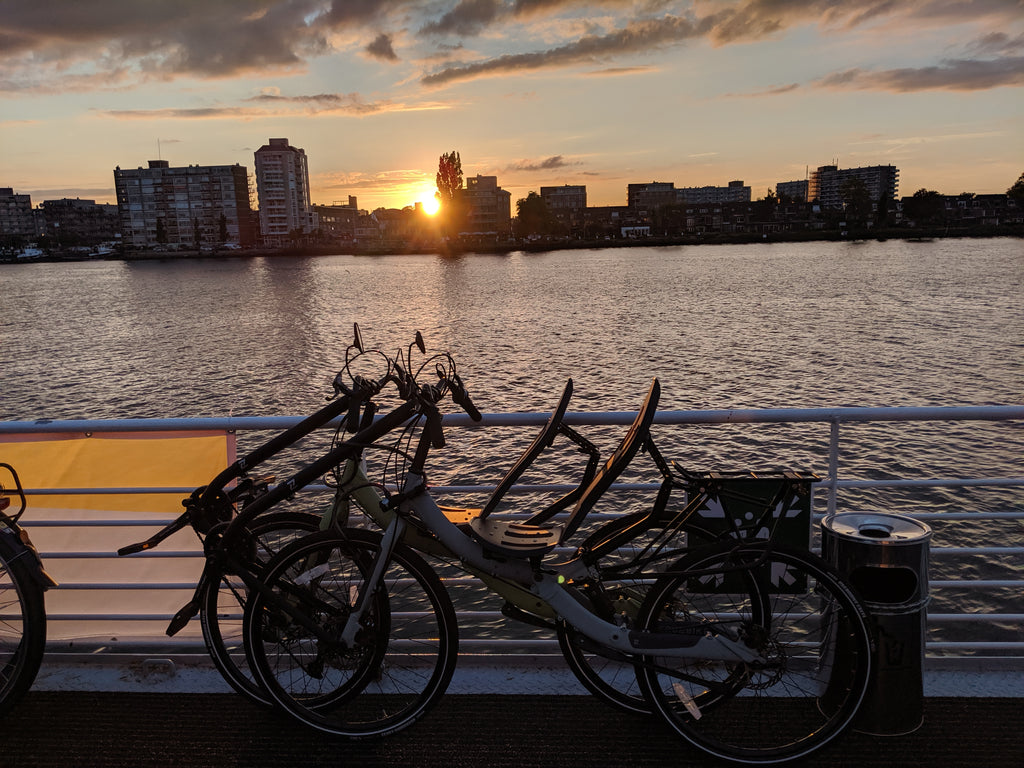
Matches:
[[467, 516, 564, 558], [469, 379, 574, 557], [557, 377, 660, 543], [477, 378, 574, 520]]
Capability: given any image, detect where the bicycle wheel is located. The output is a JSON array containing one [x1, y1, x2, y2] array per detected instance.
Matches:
[[199, 510, 322, 706], [245, 528, 459, 738], [636, 542, 872, 765], [558, 512, 711, 715], [0, 533, 47, 717]]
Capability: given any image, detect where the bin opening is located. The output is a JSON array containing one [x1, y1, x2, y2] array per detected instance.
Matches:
[[849, 565, 919, 604], [857, 523, 895, 539]]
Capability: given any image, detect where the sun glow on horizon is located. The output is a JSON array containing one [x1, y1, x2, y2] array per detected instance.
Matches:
[[419, 188, 440, 216]]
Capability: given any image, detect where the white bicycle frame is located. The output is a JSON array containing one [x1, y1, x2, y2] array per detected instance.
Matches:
[[337, 459, 762, 665]]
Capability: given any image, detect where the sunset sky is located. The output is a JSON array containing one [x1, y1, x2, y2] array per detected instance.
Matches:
[[2, 1, 1022, 211]]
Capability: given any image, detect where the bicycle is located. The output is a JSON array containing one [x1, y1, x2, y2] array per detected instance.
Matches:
[[0, 462, 57, 716], [121, 329, 873, 765], [121, 330, 600, 709]]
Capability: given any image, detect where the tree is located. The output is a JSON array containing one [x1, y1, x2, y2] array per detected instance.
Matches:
[[515, 191, 554, 238], [436, 150, 462, 205], [903, 188, 944, 225], [436, 151, 463, 236], [840, 178, 873, 224], [1007, 172, 1024, 203]]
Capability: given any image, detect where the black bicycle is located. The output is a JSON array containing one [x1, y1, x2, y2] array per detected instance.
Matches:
[[0, 462, 57, 715]]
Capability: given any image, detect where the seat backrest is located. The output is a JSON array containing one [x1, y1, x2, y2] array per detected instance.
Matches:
[[479, 378, 574, 519], [559, 377, 660, 542]]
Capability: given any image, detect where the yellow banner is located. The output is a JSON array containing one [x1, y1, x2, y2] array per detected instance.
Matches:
[[0, 431, 235, 513]]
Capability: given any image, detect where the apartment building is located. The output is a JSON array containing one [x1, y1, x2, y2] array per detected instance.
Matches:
[[39, 198, 120, 244], [312, 197, 360, 240], [776, 180, 809, 202], [254, 138, 316, 242], [461, 175, 512, 235], [677, 180, 751, 204], [627, 182, 677, 211], [113, 160, 255, 248], [809, 165, 899, 209], [0, 187, 36, 239], [540, 185, 587, 230]]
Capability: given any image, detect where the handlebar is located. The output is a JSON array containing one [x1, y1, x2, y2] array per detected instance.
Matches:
[[119, 327, 484, 558]]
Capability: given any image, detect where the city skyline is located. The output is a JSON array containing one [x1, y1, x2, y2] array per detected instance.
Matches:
[[2, 2, 1022, 212]]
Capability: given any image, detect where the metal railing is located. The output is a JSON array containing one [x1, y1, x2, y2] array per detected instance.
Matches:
[[3, 405, 1022, 669]]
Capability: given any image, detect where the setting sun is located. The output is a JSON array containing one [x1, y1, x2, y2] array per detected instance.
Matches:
[[419, 190, 440, 216]]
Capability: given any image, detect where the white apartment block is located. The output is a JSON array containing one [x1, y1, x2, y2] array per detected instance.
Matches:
[[254, 138, 316, 241], [809, 165, 899, 209]]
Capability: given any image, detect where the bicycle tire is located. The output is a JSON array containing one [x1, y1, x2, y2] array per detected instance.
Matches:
[[558, 511, 716, 715], [199, 510, 323, 706], [245, 528, 459, 738], [636, 541, 872, 765], [0, 532, 47, 717]]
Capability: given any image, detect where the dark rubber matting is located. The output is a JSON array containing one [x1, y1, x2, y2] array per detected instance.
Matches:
[[0, 693, 1019, 768]]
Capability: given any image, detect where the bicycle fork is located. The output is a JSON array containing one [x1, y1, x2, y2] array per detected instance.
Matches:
[[337, 515, 406, 647]]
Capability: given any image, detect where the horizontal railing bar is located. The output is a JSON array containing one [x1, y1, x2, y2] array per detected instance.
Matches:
[[22, 511, 1024, 529], [47, 579, 1023, 592], [927, 643, 1024, 651], [39, 546, 1024, 559], [4, 405, 1023, 435], [21, 477, 1024, 499]]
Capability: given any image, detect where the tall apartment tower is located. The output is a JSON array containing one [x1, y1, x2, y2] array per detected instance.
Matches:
[[254, 138, 316, 242]]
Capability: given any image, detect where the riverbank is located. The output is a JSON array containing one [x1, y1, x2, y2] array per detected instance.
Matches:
[[2, 225, 1020, 264]]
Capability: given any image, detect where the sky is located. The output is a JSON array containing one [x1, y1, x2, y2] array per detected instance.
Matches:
[[1, 1, 1022, 211]]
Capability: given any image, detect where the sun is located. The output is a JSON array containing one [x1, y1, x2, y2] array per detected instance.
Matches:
[[419, 188, 440, 216]]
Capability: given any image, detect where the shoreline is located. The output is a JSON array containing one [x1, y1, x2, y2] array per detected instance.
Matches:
[[3, 226, 1021, 264]]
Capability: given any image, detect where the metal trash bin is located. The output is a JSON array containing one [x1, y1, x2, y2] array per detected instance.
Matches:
[[821, 512, 932, 736]]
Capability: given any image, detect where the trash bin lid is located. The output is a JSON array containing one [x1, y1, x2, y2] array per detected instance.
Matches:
[[821, 512, 932, 544]]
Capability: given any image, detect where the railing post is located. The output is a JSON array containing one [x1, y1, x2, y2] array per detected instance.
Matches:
[[828, 417, 841, 516]]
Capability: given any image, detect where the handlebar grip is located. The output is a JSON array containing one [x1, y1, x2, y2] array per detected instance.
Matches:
[[461, 396, 482, 422], [117, 541, 151, 556], [449, 374, 482, 422]]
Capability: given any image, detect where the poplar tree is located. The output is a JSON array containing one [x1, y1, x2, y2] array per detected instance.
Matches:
[[436, 151, 464, 236]]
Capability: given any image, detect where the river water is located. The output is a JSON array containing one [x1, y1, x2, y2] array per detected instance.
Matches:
[[2, 238, 1022, 642]]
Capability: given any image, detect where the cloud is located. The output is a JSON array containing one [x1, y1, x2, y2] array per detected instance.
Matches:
[[27, 187, 118, 201], [365, 33, 399, 62], [724, 82, 801, 98], [3, 0, 1023, 97], [965, 31, 1024, 57], [422, 13, 705, 86], [420, 0, 503, 36], [506, 155, 578, 171], [816, 56, 1024, 92], [99, 91, 452, 120]]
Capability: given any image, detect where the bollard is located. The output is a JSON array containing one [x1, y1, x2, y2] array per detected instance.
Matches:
[[821, 512, 932, 736]]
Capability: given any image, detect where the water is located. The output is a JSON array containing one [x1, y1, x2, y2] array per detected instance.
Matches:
[[2, 238, 1022, 645]]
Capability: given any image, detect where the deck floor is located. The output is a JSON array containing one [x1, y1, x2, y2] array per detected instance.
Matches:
[[1, 691, 1020, 768]]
